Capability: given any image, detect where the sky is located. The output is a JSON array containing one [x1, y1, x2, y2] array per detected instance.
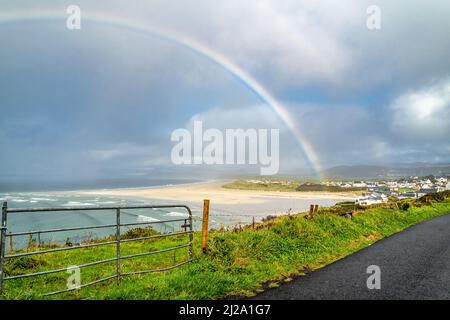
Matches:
[[0, 0, 449, 184]]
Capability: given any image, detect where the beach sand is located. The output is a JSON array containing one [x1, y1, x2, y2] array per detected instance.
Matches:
[[81, 181, 356, 221], [82, 181, 355, 205]]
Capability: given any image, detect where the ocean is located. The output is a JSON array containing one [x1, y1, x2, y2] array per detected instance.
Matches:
[[0, 179, 344, 250], [0, 179, 210, 249]]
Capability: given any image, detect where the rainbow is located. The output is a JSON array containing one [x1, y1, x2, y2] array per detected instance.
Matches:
[[0, 9, 323, 178]]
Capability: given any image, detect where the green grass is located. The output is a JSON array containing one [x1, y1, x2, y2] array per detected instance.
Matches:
[[1, 194, 450, 300], [222, 180, 300, 192], [223, 180, 365, 193]]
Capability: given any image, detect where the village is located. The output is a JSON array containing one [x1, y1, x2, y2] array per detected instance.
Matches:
[[242, 175, 450, 206], [325, 176, 450, 206]]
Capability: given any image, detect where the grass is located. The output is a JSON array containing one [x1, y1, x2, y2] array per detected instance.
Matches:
[[1, 192, 450, 300], [222, 180, 300, 192], [223, 179, 365, 193], [296, 183, 367, 192]]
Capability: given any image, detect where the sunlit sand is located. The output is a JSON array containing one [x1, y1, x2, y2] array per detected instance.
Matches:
[[82, 181, 355, 205]]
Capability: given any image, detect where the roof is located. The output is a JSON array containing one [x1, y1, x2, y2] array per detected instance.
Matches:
[[418, 188, 438, 193]]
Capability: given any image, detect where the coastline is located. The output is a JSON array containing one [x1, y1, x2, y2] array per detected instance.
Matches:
[[80, 180, 356, 205], [3, 181, 357, 230]]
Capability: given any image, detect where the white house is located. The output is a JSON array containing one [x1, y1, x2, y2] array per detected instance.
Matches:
[[437, 177, 447, 184], [341, 183, 352, 188], [353, 181, 367, 188], [387, 181, 398, 187], [355, 193, 388, 206]]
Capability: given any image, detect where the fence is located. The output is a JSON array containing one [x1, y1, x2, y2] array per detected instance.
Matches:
[[0, 201, 194, 296]]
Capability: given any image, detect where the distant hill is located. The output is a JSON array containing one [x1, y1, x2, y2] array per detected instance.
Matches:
[[322, 164, 450, 179]]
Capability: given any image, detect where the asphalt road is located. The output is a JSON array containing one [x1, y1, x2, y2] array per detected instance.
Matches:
[[252, 213, 450, 300]]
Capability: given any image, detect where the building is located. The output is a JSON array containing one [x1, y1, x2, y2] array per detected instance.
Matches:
[[417, 188, 438, 197], [355, 193, 388, 206], [353, 181, 367, 188], [371, 186, 390, 194], [437, 177, 447, 184], [340, 183, 352, 188], [398, 192, 417, 199]]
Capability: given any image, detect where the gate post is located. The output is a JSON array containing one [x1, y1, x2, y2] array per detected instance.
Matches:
[[115, 208, 121, 285], [187, 208, 194, 260], [201, 199, 210, 253], [0, 201, 8, 291]]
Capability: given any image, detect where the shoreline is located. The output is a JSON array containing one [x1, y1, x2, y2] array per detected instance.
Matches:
[[0, 179, 220, 196], [3, 181, 357, 223], [80, 180, 356, 205]]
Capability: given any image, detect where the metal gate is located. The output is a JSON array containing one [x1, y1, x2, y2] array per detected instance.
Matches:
[[0, 201, 194, 296]]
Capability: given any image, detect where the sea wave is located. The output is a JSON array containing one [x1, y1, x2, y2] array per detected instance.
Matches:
[[95, 201, 117, 205], [31, 197, 57, 202], [61, 201, 96, 207], [137, 215, 160, 223], [11, 199, 29, 203], [165, 211, 189, 217]]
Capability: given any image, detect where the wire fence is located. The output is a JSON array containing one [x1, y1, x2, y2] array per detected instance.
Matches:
[[0, 201, 194, 296]]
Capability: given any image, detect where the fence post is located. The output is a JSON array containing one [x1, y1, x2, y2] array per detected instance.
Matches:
[[309, 204, 314, 218], [8, 232, 13, 253], [314, 204, 319, 215], [0, 201, 8, 291], [116, 208, 121, 285], [28, 234, 33, 249], [201, 199, 210, 253]]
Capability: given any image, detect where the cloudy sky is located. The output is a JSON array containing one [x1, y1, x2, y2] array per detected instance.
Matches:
[[0, 0, 449, 184]]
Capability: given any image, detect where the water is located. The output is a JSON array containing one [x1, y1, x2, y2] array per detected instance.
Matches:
[[0, 178, 212, 249], [0, 180, 346, 250]]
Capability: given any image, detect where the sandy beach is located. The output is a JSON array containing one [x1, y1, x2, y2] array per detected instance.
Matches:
[[82, 181, 356, 205], [81, 181, 356, 221]]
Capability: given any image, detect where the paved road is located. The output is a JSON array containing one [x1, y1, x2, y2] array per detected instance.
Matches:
[[253, 213, 450, 300]]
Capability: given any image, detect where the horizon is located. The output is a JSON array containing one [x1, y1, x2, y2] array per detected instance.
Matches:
[[1, 162, 449, 194]]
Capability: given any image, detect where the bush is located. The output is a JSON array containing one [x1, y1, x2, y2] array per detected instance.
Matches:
[[4, 256, 47, 276], [120, 227, 160, 240], [400, 202, 410, 211], [415, 190, 450, 204]]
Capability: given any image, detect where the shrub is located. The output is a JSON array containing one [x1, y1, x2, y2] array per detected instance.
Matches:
[[400, 202, 410, 211], [415, 190, 450, 204], [4, 256, 47, 276], [121, 227, 160, 240]]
